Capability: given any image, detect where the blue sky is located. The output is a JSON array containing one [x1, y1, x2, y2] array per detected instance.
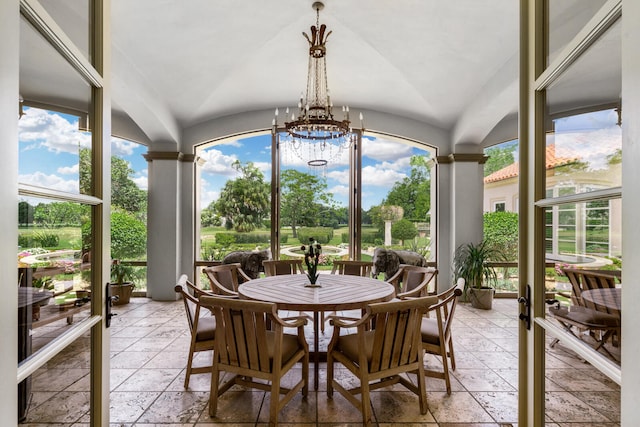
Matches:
[[18, 107, 148, 194], [197, 133, 432, 210]]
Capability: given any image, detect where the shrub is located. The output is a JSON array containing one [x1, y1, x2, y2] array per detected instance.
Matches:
[[297, 227, 333, 245], [18, 234, 35, 248], [215, 233, 270, 244], [483, 211, 518, 261], [33, 231, 60, 248], [391, 219, 418, 244], [215, 233, 236, 246], [111, 210, 147, 260]]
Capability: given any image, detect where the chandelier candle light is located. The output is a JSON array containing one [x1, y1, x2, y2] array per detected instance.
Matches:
[[273, 1, 360, 173]]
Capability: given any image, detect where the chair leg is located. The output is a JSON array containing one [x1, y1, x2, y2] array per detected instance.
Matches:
[[184, 345, 196, 388], [441, 346, 452, 395], [302, 349, 309, 397], [326, 351, 334, 397], [269, 376, 281, 427], [361, 380, 372, 427], [448, 339, 456, 371], [209, 362, 220, 417]]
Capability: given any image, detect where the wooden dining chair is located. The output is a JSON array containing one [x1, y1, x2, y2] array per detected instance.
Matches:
[[199, 295, 309, 426], [173, 275, 218, 388], [387, 265, 437, 299], [203, 263, 252, 297], [263, 259, 305, 276], [420, 285, 463, 394], [330, 260, 373, 277], [327, 296, 434, 426], [321, 260, 375, 332]]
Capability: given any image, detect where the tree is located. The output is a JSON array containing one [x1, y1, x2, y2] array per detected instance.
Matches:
[[383, 155, 430, 221], [214, 161, 270, 232], [201, 202, 222, 227], [391, 219, 418, 245], [33, 201, 87, 228], [484, 144, 516, 177], [80, 147, 146, 215], [19, 201, 34, 226], [280, 169, 335, 238]]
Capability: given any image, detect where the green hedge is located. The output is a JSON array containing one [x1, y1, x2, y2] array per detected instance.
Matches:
[[341, 230, 381, 244], [297, 227, 333, 245], [215, 232, 272, 244]]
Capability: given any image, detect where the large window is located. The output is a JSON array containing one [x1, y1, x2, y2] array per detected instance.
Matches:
[[195, 132, 435, 280]]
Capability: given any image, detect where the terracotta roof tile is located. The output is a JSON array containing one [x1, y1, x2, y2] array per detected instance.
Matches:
[[483, 144, 577, 183]]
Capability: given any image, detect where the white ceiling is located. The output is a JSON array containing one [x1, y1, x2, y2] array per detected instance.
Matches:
[[23, 0, 618, 149]]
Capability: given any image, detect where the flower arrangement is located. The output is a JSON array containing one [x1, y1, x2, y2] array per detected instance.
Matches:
[[301, 237, 322, 286]]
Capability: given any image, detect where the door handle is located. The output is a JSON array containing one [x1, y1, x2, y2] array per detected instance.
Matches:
[[105, 283, 118, 328], [518, 284, 531, 330]]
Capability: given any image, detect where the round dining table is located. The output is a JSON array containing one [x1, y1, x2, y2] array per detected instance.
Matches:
[[581, 287, 622, 312], [238, 274, 396, 389]]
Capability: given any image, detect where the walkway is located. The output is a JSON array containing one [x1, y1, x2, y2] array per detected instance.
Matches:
[[21, 298, 620, 426]]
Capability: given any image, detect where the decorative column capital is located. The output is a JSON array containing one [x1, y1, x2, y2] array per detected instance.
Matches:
[[434, 153, 488, 165]]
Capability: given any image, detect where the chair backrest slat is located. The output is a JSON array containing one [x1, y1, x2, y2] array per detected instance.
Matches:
[[331, 260, 373, 277], [263, 259, 304, 276], [366, 299, 427, 373], [208, 297, 277, 373]]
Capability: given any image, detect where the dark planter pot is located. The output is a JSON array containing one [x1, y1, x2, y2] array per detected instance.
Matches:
[[468, 287, 494, 310], [110, 282, 134, 305]]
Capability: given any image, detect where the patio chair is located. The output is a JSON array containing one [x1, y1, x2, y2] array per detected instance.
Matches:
[[386, 265, 438, 299], [263, 259, 305, 276], [330, 260, 373, 277], [174, 275, 219, 388], [420, 285, 463, 394], [547, 268, 621, 356], [326, 296, 434, 426], [199, 295, 309, 426], [203, 263, 252, 297], [321, 260, 375, 332]]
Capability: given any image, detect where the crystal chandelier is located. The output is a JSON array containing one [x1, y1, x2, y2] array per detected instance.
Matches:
[[273, 1, 359, 171]]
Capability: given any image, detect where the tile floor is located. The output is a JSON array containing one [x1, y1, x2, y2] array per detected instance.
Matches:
[[21, 297, 620, 426]]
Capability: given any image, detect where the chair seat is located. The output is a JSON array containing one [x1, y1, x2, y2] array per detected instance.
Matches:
[[194, 316, 216, 341], [549, 305, 619, 328], [335, 330, 376, 364], [420, 317, 441, 345], [266, 330, 305, 364]]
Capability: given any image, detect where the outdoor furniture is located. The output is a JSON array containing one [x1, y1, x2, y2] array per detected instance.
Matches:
[[203, 263, 251, 296], [386, 265, 438, 299], [420, 286, 463, 394], [330, 260, 373, 276], [238, 274, 395, 389], [326, 296, 434, 426], [174, 275, 218, 388], [547, 268, 621, 357], [199, 295, 309, 426], [263, 259, 305, 276], [321, 260, 375, 332]]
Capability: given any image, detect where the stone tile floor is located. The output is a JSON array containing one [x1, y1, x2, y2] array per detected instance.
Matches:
[[21, 297, 620, 426]]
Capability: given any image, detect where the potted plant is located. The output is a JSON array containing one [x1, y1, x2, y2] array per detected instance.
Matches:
[[453, 240, 502, 310], [110, 260, 136, 305]]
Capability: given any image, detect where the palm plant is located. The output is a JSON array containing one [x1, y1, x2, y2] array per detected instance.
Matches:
[[453, 240, 502, 296]]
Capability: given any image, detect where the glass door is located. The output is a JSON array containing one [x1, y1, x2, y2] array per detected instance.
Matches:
[[520, 0, 622, 425], [16, 0, 111, 424]]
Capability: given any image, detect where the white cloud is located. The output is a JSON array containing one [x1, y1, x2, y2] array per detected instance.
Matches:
[[329, 184, 350, 196], [554, 127, 622, 171], [362, 136, 414, 161], [57, 164, 79, 175], [199, 149, 240, 176], [19, 107, 91, 154], [199, 178, 220, 208], [111, 137, 140, 156], [19, 172, 78, 193], [361, 165, 407, 187], [131, 169, 148, 190]]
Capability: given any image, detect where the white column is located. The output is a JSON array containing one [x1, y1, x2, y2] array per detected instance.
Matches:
[[621, 1, 640, 424], [179, 154, 200, 281], [436, 153, 486, 293], [434, 157, 452, 292], [384, 220, 392, 246], [0, 1, 20, 423], [145, 151, 182, 300]]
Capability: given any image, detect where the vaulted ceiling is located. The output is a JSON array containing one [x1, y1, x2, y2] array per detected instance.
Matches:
[[23, 0, 615, 150]]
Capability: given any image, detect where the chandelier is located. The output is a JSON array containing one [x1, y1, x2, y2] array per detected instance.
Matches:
[[273, 1, 360, 171]]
